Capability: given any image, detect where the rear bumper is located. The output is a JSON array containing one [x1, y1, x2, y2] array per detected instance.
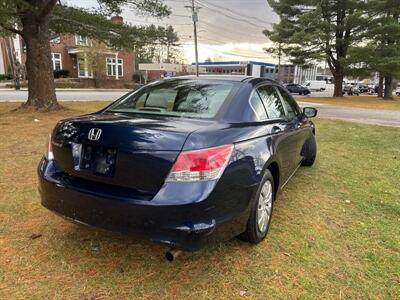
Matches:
[[38, 158, 254, 250]]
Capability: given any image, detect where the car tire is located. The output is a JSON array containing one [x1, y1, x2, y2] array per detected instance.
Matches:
[[299, 92, 303, 95], [301, 134, 317, 166], [240, 169, 275, 244]]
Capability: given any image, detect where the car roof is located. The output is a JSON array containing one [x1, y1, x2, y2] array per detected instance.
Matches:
[[167, 75, 280, 85], [170, 75, 254, 82]]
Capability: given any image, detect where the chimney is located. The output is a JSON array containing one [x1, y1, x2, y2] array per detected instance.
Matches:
[[111, 16, 123, 25]]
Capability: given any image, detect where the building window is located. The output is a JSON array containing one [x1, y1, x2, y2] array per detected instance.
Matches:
[[77, 55, 92, 78], [75, 35, 89, 46], [106, 58, 123, 77], [51, 53, 62, 70], [50, 36, 60, 44]]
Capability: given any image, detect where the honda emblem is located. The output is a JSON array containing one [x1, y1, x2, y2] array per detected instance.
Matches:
[[88, 128, 102, 141]]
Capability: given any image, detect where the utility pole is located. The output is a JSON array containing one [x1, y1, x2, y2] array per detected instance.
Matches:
[[185, 0, 200, 76], [276, 43, 282, 82]]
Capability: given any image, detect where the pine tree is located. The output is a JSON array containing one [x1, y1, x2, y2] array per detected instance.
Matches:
[[347, 0, 400, 99], [266, 0, 369, 97]]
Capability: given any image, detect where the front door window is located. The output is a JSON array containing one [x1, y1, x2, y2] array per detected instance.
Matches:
[[78, 55, 92, 78]]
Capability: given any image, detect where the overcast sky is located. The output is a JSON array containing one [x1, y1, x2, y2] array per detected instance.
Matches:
[[66, 0, 279, 63]]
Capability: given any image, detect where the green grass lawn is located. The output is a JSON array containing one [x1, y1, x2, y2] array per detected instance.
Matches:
[[0, 102, 399, 299]]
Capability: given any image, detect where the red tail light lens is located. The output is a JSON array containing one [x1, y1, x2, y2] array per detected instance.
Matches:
[[166, 144, 234, 182], [45, 133, 54, 160]]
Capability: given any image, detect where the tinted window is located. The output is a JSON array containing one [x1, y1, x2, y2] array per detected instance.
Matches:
[[106, 79, 235, 119], [257, 85, 285, 119], [249, 91, 268, 120], [277, 87, 300, 120]]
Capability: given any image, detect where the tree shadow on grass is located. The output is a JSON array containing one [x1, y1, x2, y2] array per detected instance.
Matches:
[[46, 219, 247, 271]]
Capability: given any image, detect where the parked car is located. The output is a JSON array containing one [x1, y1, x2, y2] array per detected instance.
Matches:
[[357, 85, 369, 93], [285, 83, 311, 95], [343, 85, 360, 96], [38, 76, 318, 256], [305, 80, 327, 91], [396, 87, 400, 96]]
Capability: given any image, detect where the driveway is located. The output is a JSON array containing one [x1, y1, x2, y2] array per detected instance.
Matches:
[[0, 89, 399, 127]]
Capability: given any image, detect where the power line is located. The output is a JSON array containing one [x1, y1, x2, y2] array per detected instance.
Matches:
[[197, 0, 273, 26], [194, 0, 272, 29]]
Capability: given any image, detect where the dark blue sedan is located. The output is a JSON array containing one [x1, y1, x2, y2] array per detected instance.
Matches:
[[38, 76, 317, 254], [285, 83, 311, 95]]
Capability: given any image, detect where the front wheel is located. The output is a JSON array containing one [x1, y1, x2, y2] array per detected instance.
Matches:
[[301, 134, 317, 166], [240, 170, 274, 244]]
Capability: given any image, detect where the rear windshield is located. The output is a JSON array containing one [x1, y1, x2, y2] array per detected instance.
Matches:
[[105, 79, 236, 119]]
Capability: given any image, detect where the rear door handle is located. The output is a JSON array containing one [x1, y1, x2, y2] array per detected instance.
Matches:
[[271, 126, 282, 135]]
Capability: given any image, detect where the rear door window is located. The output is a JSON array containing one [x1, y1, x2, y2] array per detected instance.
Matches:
[[277, 87, 301, 120], [257, 85, 285, 119], [249, 91, 268, 120]]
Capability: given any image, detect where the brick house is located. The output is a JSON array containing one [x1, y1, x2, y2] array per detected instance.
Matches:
[[0, 16, 135, 86], [49, 34, 135, 82]]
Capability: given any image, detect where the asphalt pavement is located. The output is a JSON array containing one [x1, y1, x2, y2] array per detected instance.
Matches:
[[0, 89, 128, 102], [0, 89, 399, 127], [297, 102, 400, 127]]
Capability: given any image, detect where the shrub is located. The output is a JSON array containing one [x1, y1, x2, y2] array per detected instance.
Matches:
[[0, 74, 13, 81], [53, 69, 70, 78]]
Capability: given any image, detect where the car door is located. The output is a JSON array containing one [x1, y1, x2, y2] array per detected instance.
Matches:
[[276, 86, 308, 167], [256, 84, 300, 182], [288, 84, 297, 93]]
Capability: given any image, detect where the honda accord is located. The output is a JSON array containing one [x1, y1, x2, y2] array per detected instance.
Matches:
[[38, 76, 317, 251]]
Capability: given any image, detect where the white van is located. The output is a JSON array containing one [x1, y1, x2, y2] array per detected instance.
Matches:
[[305, 80, 327, 91]]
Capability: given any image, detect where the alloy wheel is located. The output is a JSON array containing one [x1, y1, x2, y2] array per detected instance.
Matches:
[[257, 180, 273, 233]]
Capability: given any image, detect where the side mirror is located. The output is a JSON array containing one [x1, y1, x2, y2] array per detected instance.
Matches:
[[303, 107, 318, 118]]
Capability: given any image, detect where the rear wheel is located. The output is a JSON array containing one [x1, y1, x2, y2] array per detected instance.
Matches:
[[301, 134, 317, 166], [240, 170, 274, 243]]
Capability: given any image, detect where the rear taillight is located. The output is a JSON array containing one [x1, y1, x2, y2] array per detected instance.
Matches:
[[166, 144, 234, 182], [45, 133, 54, 160]]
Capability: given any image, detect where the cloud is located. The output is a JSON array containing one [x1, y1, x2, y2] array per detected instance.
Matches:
[[66, 0, 279, 62]]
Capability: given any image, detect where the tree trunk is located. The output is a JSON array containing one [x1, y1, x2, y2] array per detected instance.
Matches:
[[328, 60, 344, 97], [333, 74, 344, 97], [378, 75, 384, 98], [383, 75, 393, 100], [20, 12, 60, 110]]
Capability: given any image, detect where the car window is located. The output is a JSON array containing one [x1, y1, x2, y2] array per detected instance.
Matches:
[[106, 79, 236, 119], [257, 85, 285, 119], [277, 87, 300, 120], [249, 91, 268, 120]]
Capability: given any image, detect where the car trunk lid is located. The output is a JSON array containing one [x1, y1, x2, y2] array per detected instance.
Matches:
[[51, 112, 211, 195]]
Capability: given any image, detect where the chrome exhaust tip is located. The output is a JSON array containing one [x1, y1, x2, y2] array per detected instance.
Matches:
[[165, 248, 182, 262]]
